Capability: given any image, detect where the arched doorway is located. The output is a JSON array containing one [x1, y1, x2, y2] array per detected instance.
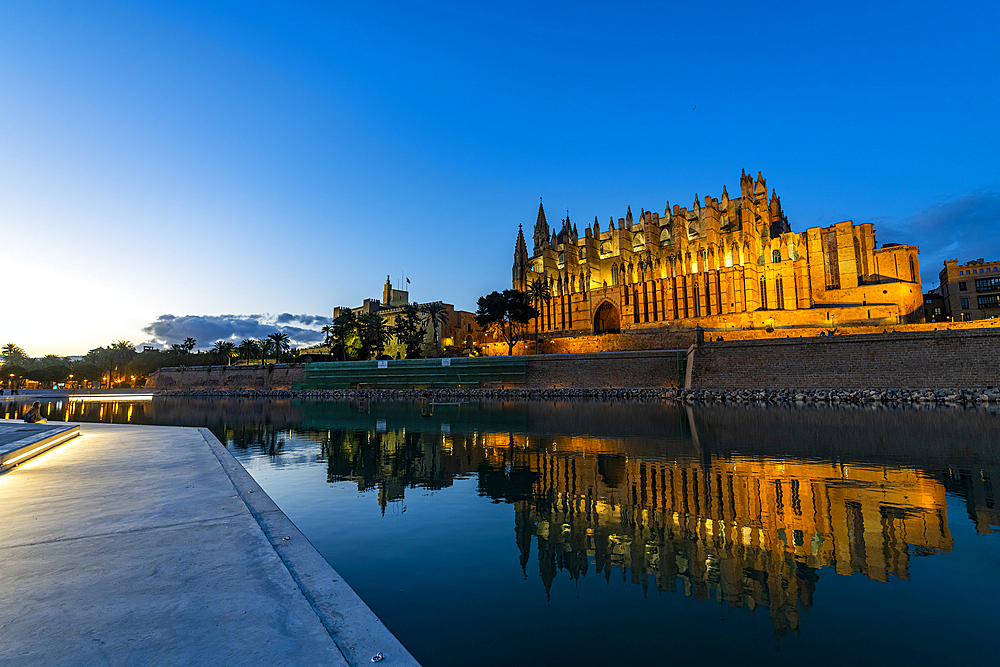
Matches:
[[594, 301, 620, 334]]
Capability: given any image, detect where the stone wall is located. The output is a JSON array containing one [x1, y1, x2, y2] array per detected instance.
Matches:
[[524, 350, 686, 388], [148, 364, 305, 391], [691, 327, 1000, 390], [481, 328, 694, 357]]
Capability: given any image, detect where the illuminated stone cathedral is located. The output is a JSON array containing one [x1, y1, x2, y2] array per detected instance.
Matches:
[[512, 170, 923, 334]]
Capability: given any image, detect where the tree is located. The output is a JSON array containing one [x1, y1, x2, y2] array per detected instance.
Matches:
[[392, 303, 427, 359], [178, 338, 197, 354], [1, 343, 27, 364], [357, 313, 390, 360], [526, 276, 552, 354], [329, 311, 359, 361], [84, 341, 137, 387], [420, 302, 450, 349], [267, 332, 291, 362], [211, 340, 238, 365], [475, 289, 537, 356], [257, 338, 272, 365], [237, 339, 257, 365]]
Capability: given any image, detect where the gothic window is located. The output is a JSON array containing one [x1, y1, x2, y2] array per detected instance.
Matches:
[[772, 249, 781, 263], [909, 256, 916, 282], [760, 278, 768, 309], [612, 264, 619, 286]]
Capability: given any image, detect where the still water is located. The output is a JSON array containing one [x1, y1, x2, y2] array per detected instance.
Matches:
[[8, 397, 1000, 665]]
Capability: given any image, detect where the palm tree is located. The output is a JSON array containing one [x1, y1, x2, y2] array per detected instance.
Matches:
[[357, 313, 390, 360], [420, 302, 449, 350], [330, 311, 358, 361], [211, 340, 237, 365], [267, 332, 291, 362], [526, 276, 552, 354], [1, 343, 28, 364], [257, 338, 273, 365], [237, 339, 256, 365]]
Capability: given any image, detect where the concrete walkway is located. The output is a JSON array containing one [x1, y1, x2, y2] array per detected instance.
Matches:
[[0, 420, 420, 667]]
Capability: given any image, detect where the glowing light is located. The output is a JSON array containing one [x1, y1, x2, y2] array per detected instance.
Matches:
[[3, 430, 80, 466], [69, 394, 154, 402]]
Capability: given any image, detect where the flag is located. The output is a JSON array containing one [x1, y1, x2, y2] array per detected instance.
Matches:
[[406, 278, 410, 284]]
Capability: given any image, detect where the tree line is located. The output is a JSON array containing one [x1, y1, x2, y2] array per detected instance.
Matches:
[[0, 332, 295, 389]]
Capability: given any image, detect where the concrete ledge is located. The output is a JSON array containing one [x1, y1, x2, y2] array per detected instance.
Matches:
[[200, 428, 421, 667], [0, 423, 80, 473]]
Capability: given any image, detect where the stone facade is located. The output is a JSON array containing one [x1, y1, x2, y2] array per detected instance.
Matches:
[[512, 170, 923, 337], [937, 257, 1000, 322]]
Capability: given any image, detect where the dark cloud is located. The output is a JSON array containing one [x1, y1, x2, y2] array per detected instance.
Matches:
[[274, 313, 329, 326], [872, 190, 1000, 289], [142, 314, 328, 349]]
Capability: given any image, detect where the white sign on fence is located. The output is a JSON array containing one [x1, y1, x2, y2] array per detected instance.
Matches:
[[377, 360, 388, 369], [441, 358, 451, 366]]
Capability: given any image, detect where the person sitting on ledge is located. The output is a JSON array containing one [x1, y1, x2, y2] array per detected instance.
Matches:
[[23, 401, 44, 423]]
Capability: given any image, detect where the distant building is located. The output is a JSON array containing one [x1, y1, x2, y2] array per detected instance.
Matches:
[[937, 258, 1000, 322], [512, 170, 923, 335], [301, 277, 485, 359], [923, 289, 946, 323]]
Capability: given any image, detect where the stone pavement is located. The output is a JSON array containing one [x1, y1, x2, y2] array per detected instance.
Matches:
[[0, 420, 420, 667]]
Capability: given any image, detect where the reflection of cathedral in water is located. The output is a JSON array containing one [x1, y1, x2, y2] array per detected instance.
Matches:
[[507, 441, 953, 635], [317, 420, 999, 636]]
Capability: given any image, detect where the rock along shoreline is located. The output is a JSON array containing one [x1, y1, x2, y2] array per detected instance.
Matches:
[[161, 387, 1000, 407]]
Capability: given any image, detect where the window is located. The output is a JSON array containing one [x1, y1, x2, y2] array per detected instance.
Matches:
[[961, 298, 969, 309], [772, 249, 781, 263], [978, 294, 1000, 309], [976, 277, 1000, 291], [959, 281, 968, 291], [925, 299, 933, 304], [933, 307, 942, 315]]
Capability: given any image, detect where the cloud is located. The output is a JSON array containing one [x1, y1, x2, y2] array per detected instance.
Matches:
[[142, 314, 328, 349], [872, 190, 1000, 289]]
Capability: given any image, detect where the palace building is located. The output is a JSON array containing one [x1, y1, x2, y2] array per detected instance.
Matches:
[[512, 170, 923, 335]]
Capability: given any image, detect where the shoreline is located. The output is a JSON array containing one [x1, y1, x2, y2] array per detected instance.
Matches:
[[159, 387, 1000, 407]]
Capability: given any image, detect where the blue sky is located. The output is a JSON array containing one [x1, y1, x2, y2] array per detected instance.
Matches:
[[2, 1, 998, 355]]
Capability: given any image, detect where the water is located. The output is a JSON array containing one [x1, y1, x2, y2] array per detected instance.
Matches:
[[9, 397, 1000, 665]]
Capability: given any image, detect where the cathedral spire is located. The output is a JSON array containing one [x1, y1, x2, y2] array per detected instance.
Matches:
[[625, 205, 633, 226], [512, 223, 529, 289], [532, 199, 550, 253]]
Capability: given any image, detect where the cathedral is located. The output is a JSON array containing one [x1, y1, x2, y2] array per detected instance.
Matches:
[[512, 170, 923, 335]]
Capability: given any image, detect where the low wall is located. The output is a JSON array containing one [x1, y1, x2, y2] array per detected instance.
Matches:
[[148, 364, 305, 391], [150, 352, 687, 391], [692, 327, 1000, 390], [524, 350, 686, 388]]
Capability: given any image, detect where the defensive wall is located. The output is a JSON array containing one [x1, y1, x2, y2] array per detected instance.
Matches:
[[147, 322, 1000, 392], [691, 327, 1000, 390], [148, 364, 305, 391]]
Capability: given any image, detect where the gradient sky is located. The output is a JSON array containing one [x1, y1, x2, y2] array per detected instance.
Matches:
[[3, 1, 998, 356]]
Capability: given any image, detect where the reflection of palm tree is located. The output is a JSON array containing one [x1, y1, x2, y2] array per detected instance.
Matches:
[[420, 302, 449, 349], [267, 332, 291, 362], [526, 277, 552, 354]]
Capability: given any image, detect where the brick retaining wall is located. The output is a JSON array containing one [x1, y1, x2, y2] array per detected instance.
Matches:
[[148, 364, 305, 391], [692, 327, 1000, 389]]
